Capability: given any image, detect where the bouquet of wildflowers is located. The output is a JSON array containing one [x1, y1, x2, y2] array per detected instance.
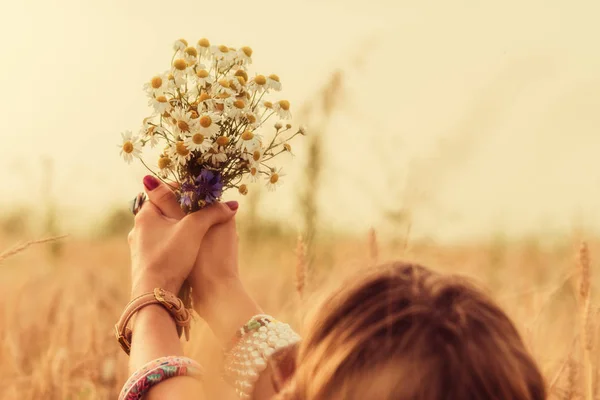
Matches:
[[119, 38, 305, 213]]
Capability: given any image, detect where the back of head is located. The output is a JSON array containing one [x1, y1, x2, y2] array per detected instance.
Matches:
[[279, 262, 546, 400]]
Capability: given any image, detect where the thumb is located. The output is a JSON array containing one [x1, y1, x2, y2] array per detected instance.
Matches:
[[176, 201, 239, 240]]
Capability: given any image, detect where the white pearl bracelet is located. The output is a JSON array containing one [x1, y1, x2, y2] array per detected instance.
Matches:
[[223, 315, 301, 399]]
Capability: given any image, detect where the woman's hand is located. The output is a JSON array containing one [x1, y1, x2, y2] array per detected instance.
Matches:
[[143, 176, 263, 340], [128, 182, 238, 297], [142, 176, 276, 399]]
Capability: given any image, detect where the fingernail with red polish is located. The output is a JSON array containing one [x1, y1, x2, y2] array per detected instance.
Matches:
[[143, 175, 159, 191], [225, 201, 239, 211]]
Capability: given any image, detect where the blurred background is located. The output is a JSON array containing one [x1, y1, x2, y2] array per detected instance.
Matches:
[[0, 0, 599, 399]]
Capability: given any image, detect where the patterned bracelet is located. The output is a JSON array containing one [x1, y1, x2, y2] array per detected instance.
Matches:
[[119, 356, 204, 400], [223, 315, 301, 399]]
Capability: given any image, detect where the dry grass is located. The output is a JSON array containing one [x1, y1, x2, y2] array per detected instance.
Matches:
[[0, 232, 598, 399]]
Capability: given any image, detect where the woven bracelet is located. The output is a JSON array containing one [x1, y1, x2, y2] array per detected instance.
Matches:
[[119, 356, 204, 400]]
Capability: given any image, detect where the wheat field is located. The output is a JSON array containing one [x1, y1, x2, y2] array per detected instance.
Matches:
[[0, 226, 597, 400]]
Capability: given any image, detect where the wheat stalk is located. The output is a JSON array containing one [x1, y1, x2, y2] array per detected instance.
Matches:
[[0, 235, 68, 263], [295, 234, 306, 299], [577, 241, 593, 400]]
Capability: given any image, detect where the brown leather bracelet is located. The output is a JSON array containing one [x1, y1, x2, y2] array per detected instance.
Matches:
[[114, 288, 193, 355]]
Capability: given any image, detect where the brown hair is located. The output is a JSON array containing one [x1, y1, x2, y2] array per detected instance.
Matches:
[[275, 261, 546, 400]]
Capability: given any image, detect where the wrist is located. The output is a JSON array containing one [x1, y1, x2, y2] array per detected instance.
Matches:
[[193, 278, 262, 342], [132, 274, 182, 299]]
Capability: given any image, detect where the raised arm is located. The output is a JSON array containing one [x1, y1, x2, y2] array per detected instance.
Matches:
[[143, 175, 287, 399], [119, 180, 238, 399]]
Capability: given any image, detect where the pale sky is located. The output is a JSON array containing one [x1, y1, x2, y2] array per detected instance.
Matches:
[[1, 0, 599, 242]]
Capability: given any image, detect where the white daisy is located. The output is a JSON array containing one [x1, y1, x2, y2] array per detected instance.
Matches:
[[233, 69, 249, 85], [266, 168, 285, 191], [170, 107, 197, 136], [213, 92, 234, 111], [206, 143, 228, 165], [157, 154, 174, 178], [213, 78, 236, 96], [228, 98, 248, 118], [249, 74, 268, 93], [184, 132, 211, 153], [238, 130, 263, 153], [183, 46, 199, 66], [238, 46, 253, 65], [210, 44, 235, 63], [119, 131, 142, 164], [168, 140, 192, 165], [197, 111, 222, 138], [194, 68, 214, 87], [278, 139, 294, 156], [229, 76, 246, 93], [140, 119, 161, 148], [243, 111, 261, 129], [173, 39, 188, 52], [249, 165, 260, 183], [197, 92, 217, 113], [196, 38, 211, 59], [266, 74, 282, 91], [143, 73, 169, 96], [171, 58, 190, 87], [273, 100, 292, 119], [148, 94, 171, 115]]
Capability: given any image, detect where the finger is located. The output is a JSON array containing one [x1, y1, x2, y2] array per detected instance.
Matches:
[[177, 201, 238, 241], [143, 175, 185, 220], [134, 200, 164, 227]]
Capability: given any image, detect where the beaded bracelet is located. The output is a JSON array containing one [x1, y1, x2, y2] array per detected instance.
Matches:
[[119, 356, 204, 400], [223, 315, 301, 399]]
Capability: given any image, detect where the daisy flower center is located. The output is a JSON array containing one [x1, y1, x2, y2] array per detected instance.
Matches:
[[158, 156, 171, 169], [235, 70, 248, 82], [234, 100, 246, 109], [250, 167, 257, 176], [246, 114, 257, 124], [151, 76, 162, 89], [254, 75, 267, 85], [218, 79, 230, 88], [216, 136, 230, 146], [239, 184, 248, 195], [279, 100, 290, 111], [253, 150, 261, 161], [184, 47, 198, 57], [177, 38, 189, 46], [199, 93, 211, 102], [269, 74, 280, 82], [263, 101, 273, 108], [241, 46, 253, 57], [156, 95, 168, 103], [242, 130, 254, 140], [198, 38, 210, 48], [192, 133, 205, 144], [122, 141, 134, 154], [177, 120, 190, 132], [270, 174, 279, 184], [197, 69, 209, 78], [284, 143, 292, 152], [199, 116, 212, 128], [173, 59, 187, 70], [176, 141, 189, 156], [218, 45, 229, 53]]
